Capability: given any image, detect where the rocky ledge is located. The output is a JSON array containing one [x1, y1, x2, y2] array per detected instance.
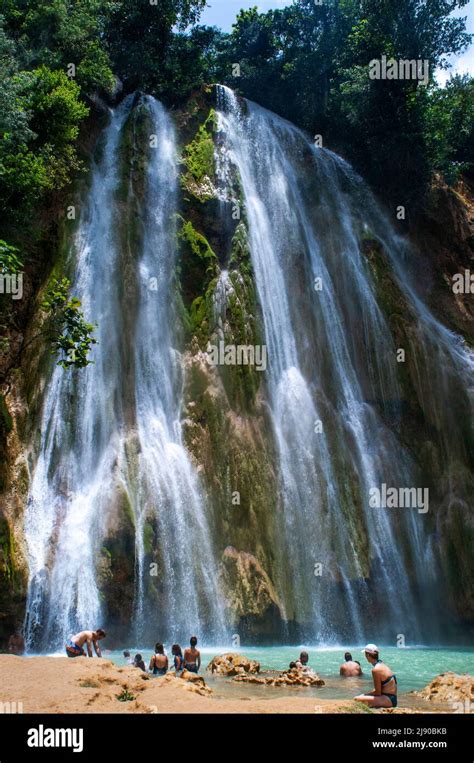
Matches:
[[233, 667, 325, 687], [411, 672, 473, 708]]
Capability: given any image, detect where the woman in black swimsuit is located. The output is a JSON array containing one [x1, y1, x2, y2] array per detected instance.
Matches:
[[354, 644, 398, 708], [149, 643, 168, 676], [172, 644, 184, 673]]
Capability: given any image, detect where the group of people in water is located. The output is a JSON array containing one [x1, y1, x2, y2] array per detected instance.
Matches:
[[123, 637, 201, 675], [65, 630, 201, 675], [290, 644, 397, 707], [65, 631, 397, 708]]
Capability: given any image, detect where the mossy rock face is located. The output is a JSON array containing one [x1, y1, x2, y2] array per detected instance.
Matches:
[[117, 95, 153, 204], [229, 221, 252, 272], [143, 521, 155, 556], [174, 93, 284, 629], [176, 217, 219, 342], [97, 484, 137, 641], [0, 395, 13, 491], [210, 223, 263, 410], [440, 496, 474, 617], [180, 109, 217, 202], [0, 515, 16, 588], [177, 213, 264, 410], [219, 546, 283, 621], [182, 352, 280, 606], [361, 235, 474, 616], [0, 512, 26, 645]]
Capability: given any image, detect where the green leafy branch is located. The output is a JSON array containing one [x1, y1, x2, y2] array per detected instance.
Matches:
[[0, 277, 97, 393], [0, 240, 23, 275], [41, 278, 97, 369]]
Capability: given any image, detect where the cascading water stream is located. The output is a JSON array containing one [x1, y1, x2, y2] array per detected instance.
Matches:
[[130, 97, 226, 642], [24, 97, 134, 650], [215, 85, 473, 642], [24, 94, 225, 651]]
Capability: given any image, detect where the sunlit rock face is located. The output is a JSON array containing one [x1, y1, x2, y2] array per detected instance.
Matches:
[[0, 86, 472, 649]]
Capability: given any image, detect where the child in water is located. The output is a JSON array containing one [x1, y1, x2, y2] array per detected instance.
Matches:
[[133, 653, 146, 671]]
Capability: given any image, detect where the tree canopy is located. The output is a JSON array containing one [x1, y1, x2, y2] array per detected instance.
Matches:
[[0, 0, 472, 256]]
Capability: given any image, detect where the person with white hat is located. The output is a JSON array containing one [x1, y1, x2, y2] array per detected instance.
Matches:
[[354, 644, 398, 708]]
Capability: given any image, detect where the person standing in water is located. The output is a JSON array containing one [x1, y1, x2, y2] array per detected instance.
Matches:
[[149, 643, 168, 675], [172, 644, 184, 673], [295, 651, 312, 672], [354, 644, 398, 708], [340, 652, 363, 676], [183, 636, 201, 673], [65, 629, 106, 658]]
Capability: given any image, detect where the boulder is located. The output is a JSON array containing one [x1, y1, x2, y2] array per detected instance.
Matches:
[[207, 653, 260, 676], [412, 672, 473, 707]]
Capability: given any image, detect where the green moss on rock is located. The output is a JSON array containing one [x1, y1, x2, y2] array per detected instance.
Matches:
[[177, 217, 219, 341], [143, 521, 155, 555], [180, 110, 217, 201]]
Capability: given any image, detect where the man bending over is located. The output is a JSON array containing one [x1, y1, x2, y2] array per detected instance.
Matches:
[[65, 629, 106, 658]]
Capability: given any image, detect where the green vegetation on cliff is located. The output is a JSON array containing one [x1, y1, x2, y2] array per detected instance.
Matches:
[[176, 217, 219, 342], [181, 109, 217, 201]]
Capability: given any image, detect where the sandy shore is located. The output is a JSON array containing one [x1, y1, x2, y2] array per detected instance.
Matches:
[[0, 656, 452, 714]]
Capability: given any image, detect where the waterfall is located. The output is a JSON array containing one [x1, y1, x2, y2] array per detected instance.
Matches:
[[22, 84, 472, 650], [24, 94, 225, 651], [215, 85, 473, 642]]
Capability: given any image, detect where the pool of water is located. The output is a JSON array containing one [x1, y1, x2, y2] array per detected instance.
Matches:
[[97, 645, 473, 703]]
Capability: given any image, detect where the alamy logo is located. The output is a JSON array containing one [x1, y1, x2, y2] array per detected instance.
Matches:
[[0, 701, 23, 713], [452, 269, 474, 294], [206, 340, 267, 371], [369, 483, 429, 514], [451, 699, 473, 713], [369, 55, 430, 86], [27, 725, 84, 753], [0, 272, 23, 300]]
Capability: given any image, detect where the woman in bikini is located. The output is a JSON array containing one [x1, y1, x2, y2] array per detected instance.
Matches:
[[172, 644, 184, 673], [354, 644, 398, 708], [149, 643, 168, 676]]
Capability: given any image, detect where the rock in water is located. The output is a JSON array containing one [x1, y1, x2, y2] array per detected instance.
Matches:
[[412, 672, 473, 706], [207, 653, 260, 676], [233, 668, 325, 687]]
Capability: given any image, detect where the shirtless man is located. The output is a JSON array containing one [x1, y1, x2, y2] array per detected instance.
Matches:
[[65, 629, 106, 658], [340, 651, 363, 677], [183, 636, 201, 673]]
